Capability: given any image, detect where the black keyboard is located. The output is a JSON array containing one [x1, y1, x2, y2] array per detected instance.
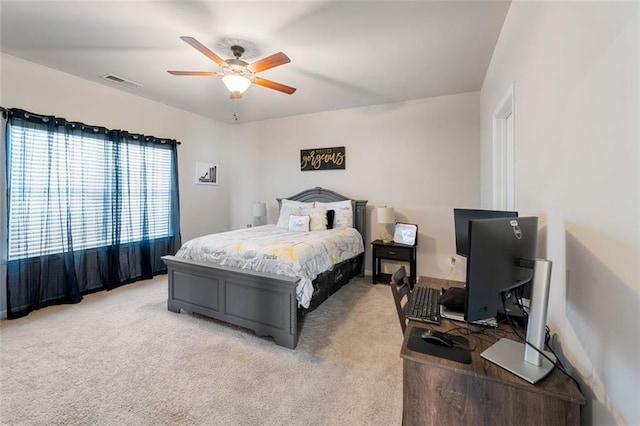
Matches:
[[407, 286, 441, 324]]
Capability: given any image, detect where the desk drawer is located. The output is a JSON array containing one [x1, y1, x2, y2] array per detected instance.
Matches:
[[376, 246, 412, 261]]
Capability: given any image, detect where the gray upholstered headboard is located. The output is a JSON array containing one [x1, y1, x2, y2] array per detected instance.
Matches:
[[277, 187, 368, 242]]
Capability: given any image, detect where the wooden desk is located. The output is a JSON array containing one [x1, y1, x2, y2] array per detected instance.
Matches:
[[401, 276, 585, 426]]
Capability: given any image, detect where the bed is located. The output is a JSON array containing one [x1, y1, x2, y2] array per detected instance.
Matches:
[[161, 187, 368, 349]]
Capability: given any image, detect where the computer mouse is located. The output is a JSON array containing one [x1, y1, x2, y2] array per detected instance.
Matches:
[[420, 329, 454, 348]]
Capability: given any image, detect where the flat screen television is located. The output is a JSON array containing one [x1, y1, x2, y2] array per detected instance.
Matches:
[[465, 216, 556, 384]]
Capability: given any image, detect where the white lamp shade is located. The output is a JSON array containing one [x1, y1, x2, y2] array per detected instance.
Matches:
[[377, 207, 395, 224], [252, 202, 267, 217], [222, 75, 252, 94]]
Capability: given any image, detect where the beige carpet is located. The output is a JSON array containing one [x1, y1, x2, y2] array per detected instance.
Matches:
[[0, 275, 404, 425]]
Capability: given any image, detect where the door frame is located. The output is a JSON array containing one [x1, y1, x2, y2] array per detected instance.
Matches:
[[492, 82, 516, 210]]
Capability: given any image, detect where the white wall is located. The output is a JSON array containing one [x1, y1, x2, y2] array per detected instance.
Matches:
[[2, 4, 637, 422], [231, 93, 480, 279], [0, 53, 480, 315], [480, 2, 639, 424], [0, 47, 485, 387], [0, 53, 233, 243]]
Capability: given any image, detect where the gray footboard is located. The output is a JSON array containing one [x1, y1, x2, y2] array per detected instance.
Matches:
[[161, 255, 300, 349]]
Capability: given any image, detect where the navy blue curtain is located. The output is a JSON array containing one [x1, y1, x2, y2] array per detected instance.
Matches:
[[4, 108, 181, 318]]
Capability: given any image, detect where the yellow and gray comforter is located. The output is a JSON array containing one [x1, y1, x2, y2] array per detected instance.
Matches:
[[175, 225, 364, 308]]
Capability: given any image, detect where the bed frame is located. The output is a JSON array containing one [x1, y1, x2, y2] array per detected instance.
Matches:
[[161, 187, 367, 349]]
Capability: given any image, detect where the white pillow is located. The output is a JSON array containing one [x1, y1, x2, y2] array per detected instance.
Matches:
[[288, 215, 310, 232], [306, 204, 328, 231], [276, 205, 301, 228], [281, 199, 314, 209], [316, 200, 353, 229], [277, 199, 315, 229]]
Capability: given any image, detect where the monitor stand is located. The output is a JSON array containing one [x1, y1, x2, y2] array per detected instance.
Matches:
[[480, 259, 556, 384], [481, 338, 555, 384]]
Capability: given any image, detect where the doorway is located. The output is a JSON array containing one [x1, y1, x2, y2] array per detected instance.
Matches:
[[493, 83, 516, 210]]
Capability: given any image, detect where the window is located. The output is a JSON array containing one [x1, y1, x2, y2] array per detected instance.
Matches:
[[4, 108, 181, 318], [7, 124, 175, 260]]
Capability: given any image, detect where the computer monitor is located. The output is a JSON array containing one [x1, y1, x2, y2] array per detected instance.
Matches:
[[452, 208, 525, 320], [465, 216, 556, 384], [453, 208, 518, 257], [464, 217, 535, 322]]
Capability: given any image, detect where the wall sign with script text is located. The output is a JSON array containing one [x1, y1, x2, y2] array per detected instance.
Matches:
[[300, 146, 346, 171]]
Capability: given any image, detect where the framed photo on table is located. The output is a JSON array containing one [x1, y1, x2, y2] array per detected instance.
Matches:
[[394, 222, 418, 246]]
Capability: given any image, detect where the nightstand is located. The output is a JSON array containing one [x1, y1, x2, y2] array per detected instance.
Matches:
[[371, 240, 417, 284]]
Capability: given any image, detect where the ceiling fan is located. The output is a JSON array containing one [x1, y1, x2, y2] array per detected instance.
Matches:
[[168, 36, 296, 99]]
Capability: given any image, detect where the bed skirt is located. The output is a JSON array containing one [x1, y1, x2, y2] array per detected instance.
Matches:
[[301, 253, 363, 316]]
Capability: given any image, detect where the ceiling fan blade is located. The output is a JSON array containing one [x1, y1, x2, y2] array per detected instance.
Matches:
[[247, 52, 291, 73], [167, 71, 219, 76], [180, 36, 227, 67], [253, 77, 297, 95]]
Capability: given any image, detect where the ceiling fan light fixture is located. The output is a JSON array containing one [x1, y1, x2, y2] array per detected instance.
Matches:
[[170, 37, 295, 99], [222, 75, 251, 95]]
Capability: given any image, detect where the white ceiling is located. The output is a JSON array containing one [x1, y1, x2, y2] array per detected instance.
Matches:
[[0, 1, 511, 124]]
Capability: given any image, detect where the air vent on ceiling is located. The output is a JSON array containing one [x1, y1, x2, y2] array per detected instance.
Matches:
[[100, 74, 143, 89]]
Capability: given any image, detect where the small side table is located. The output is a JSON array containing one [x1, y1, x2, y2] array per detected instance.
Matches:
[[371, 240, 417, 284]]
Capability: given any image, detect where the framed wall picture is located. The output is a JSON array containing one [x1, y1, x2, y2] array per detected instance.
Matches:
[[394, 222, 418, 246], [195, 162, 218, 185]]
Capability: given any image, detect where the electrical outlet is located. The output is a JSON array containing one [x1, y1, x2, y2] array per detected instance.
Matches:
[[449, 256, 457, 267]]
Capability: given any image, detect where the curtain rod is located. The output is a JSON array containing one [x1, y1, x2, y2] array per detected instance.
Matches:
[[0, 106, 181, 145]]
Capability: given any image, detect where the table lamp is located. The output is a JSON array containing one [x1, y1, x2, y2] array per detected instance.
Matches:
[[252, 202, 267, 226], [377, 206, 395, 243]]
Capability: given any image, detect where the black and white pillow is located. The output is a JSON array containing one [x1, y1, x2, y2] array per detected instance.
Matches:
[[316, 200, 353, 229]]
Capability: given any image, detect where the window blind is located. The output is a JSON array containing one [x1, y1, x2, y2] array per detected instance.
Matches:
[[7, 124, 174, 260]]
